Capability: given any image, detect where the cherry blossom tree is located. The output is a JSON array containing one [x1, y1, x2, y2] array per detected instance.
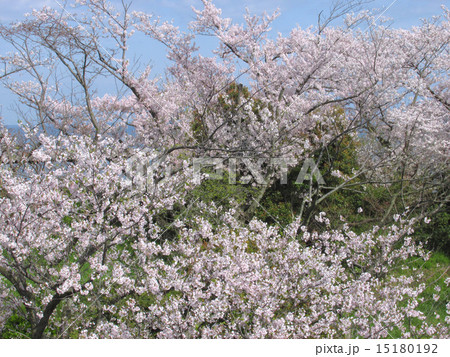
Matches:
[[0, 0, 448, 338]]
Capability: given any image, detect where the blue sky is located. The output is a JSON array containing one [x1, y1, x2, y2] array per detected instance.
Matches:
[[1, 0, 448, 125], [2, 0, 446, 28]]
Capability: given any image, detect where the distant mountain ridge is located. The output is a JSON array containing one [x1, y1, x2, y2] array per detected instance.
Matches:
[[4, 124, 136, 137]]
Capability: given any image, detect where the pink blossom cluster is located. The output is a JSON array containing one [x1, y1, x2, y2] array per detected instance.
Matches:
[[0, 126, 447, 337]]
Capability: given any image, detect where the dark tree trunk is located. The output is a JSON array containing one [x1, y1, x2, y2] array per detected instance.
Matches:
[[32, 291, 74, 339]]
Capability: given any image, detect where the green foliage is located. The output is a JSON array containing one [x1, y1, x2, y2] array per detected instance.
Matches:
[[254, 107, 369, 230], [191, 82, 255, 143], [188, 168, 259, 221], [62, 215, 73, 226], [414, 207, 450, 254], [0, 313, 31, 339], [390, 252, 450, 338]]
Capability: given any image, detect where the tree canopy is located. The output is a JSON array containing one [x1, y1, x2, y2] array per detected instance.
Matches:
[[0, 0, 448, 339]]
